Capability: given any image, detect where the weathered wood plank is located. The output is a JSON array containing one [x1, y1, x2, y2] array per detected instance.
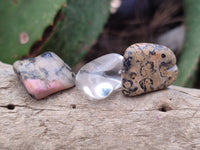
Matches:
[[0, 62, 200, 150]]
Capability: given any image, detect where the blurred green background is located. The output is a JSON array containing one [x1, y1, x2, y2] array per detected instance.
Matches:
[[0, 0, 199, 88]]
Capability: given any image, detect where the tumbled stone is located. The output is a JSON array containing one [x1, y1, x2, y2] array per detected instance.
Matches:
[[76, 53, 123, 100], [122, 43, 178, 96], [13, 52, 75, 99]]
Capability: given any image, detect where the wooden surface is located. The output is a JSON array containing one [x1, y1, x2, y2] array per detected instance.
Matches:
[[0, 62, 200, 150]]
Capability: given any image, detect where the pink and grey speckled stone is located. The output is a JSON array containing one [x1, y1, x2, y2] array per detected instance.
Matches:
[[122, 43, 178, 96], [13, 52, 75, 99]]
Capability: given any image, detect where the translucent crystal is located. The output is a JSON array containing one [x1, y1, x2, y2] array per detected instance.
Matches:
[[76, 53, 123, 100]]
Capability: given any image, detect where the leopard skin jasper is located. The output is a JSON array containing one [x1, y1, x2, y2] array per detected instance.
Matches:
[[13, 52, 75, 99], [122, 43, 178, 96]]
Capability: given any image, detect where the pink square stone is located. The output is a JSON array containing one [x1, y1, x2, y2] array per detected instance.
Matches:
[[13, 52, 75, 99]]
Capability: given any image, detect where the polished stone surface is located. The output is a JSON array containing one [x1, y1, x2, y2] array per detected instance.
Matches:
[[122, 43, 178, 96], [76, 53, 123, 100], [13, 52, 75, 99]]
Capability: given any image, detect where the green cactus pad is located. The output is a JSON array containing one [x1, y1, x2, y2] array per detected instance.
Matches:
[[42, 0, 111, 66], [0, 0, 66, 64], [175, 0, 200, 87]]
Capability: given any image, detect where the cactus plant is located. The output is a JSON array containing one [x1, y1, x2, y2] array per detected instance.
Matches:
[[42, 0, 111, 66], [0, 0, 66, 63], [175, 0, 200, 87], [0, 0, 111, 67]]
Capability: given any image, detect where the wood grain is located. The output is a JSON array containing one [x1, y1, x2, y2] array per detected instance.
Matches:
[[0, 62, 200, 150]]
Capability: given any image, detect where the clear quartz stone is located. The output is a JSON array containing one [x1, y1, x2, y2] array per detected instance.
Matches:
[[76, 53, 123, 100]]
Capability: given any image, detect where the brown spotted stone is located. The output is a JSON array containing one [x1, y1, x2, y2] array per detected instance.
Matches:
[[13, 52, 75, 99], [121, 43, 178, 96]]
